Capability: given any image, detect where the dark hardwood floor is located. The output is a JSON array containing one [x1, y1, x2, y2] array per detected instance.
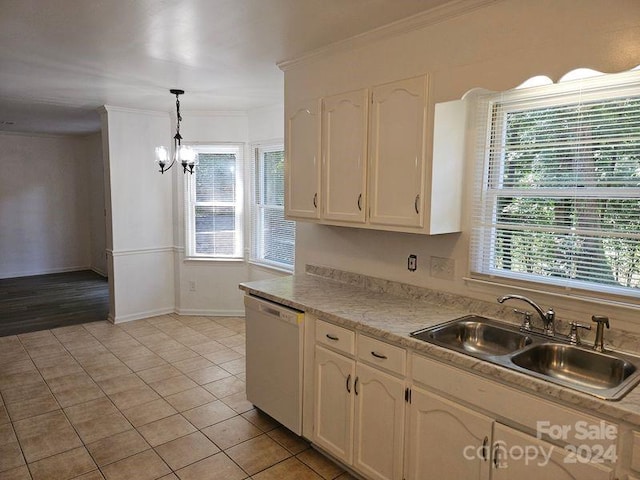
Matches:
[[0, 270, 109, 337]]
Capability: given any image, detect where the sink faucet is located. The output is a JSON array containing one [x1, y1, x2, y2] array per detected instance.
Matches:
[[497, 295, 556, 336], [592, 315, 610, 352]]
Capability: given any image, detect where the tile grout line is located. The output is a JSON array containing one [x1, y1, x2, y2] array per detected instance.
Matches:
[[78, 317, 249, 478], [1, 315, 345, 480]]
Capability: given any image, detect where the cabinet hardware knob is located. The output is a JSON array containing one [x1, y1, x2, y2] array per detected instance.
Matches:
[[357, 193, 362, 211], [326, 334, 339, 341], [371, 351, 387, 360], [346, 374, 352, 393], [414, 194, 420, 214]]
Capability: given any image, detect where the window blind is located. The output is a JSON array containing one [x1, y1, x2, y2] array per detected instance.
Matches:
[[250, 143, 295, 270], [187, 145, 243, 258], [471, 70, 640, 297]]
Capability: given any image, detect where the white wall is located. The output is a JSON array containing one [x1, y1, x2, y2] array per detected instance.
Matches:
[[175, 107, 288, 316], [101, 106, 175, 322], [284, 0, 640, 330], [98, 105, 286, 320], [249, 104, 284, 143], [0, 132, 99, 278], [84, 133, 107, 276]]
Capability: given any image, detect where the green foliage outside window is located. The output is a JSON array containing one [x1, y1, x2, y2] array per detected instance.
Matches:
[[487, 95, 640, 293]]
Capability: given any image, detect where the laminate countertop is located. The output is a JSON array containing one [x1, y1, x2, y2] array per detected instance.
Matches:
[[240, 272, 640, 427]]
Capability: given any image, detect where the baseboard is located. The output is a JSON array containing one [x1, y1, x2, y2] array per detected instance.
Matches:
[[175, 308, 245, 317], [91, 266, 108, 277], [0, 265, 92, 280], [111, 307, 176, 324], [109, 308, 246, 323]]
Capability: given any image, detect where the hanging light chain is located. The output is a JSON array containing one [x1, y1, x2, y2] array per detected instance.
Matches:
[[175, 91, 182, 137]]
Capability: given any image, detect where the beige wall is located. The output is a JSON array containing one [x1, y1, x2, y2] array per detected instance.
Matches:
[[0, 131, 104, 278], [284, 0, 640, 332]]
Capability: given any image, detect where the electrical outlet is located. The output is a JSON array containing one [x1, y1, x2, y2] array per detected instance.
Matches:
[[430, 256, 455, 280], [408, 254, 417, 272], [188, 280, 196, 292]]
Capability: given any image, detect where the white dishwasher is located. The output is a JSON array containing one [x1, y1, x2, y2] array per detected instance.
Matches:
[[244, 295, 304, 435]]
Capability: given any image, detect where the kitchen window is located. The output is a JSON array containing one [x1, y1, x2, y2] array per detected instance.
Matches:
[[250, 143, 295, 270], [471, 70, 640, 298], [185, 144, 243, 259]]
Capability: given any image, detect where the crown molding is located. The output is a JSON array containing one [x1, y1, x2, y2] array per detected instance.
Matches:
[[184, 110, 248, 117], [278, 0, 500, 72], [0, 129, 81, 139], [99, 105, 169, 117]]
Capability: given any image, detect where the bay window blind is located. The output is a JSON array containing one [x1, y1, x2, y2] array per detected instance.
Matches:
[[471, 70, 640, 297], [186, 144, 243, 258], [250, 143, 295, 270]]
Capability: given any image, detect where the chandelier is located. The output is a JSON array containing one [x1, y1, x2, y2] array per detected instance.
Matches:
[[155, 89, 197, 174]]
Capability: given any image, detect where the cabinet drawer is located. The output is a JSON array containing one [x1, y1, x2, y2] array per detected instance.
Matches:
[[316, 319, 355, 355], [357, 335, 406, 375]]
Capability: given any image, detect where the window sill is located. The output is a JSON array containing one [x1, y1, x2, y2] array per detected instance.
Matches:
[[248, 260, 294, 275], [463, 275, 640, 312], [183, 256, 244, 264]]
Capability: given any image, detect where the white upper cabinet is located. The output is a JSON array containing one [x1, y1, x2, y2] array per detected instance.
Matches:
[[286, 99, 322, 219], [368, 75, 427, 228], [285, 74, 465, 234], [322, 89, 369, 223]]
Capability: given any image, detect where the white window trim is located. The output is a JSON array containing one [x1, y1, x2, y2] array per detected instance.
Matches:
[[249, 140, 294, 272], [184, 143, 244, 260], [470, 70, 640, 301]]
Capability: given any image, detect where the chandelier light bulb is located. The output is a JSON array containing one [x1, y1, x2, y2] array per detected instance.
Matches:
[[155, 146, 169, 164], [179, 145, 196, 165]]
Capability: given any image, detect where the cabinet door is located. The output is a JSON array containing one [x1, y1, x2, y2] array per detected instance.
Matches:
[[314, 345, 355, 464], [405, 387, 492, 480], [322, 89, 368, 223], [286, 99, 321, 219], [491, 423, 613, 480], [368, 75, 428, 228], [353, 363, 405, 480]]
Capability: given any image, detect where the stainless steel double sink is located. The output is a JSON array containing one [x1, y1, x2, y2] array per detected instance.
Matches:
[[410, 316, 640, 400]]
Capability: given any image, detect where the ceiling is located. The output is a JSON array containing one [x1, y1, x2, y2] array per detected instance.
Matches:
[[0, 0, 454, 135]]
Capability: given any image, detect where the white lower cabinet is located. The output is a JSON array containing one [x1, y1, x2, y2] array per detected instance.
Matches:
[[314, 345, 355, 463], [406, 353, 616, 480], [405, 387, 613, 480], [492, 423, 613, 480], [313, 325, 406, 480], [405, 386, 492, 480], [311, 328, 617, 480], [353, 363, 405, 480]]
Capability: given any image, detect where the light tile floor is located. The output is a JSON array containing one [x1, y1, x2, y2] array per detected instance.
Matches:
[[0, 315, 357, 480]]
